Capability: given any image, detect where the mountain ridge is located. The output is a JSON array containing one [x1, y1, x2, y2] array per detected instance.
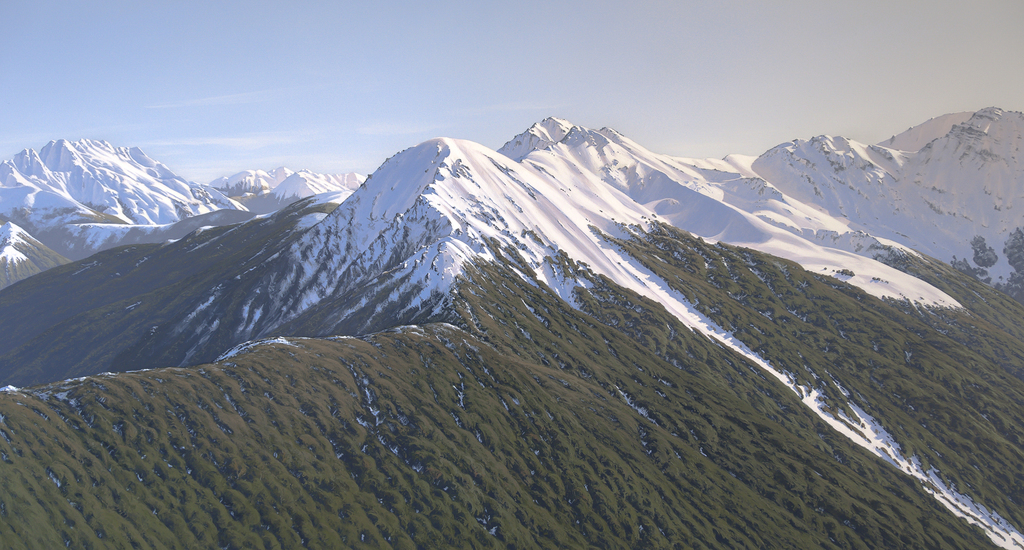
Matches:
[[3, 109, 1024, 547]]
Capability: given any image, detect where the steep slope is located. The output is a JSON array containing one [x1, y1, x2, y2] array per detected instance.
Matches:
[[879, 111, 975, 152], [0, 194, 347, 380], [0, 258, 1010, 549], [0, 222, 69, 290], [2, 126, 1024, 546]]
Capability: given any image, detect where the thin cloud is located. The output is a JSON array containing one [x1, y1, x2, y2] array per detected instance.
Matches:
[[452, 101, 568, 117], [356, 122, 444, 137], [144, 89, 281, 109], [140, 131, 310, 150]]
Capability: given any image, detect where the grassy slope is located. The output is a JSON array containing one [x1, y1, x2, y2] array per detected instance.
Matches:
[[0, 254, 999, 549], [603, 223, 1024, 531]]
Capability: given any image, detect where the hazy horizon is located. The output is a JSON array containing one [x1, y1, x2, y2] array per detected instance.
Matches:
[[2, 0, 1021, 182]]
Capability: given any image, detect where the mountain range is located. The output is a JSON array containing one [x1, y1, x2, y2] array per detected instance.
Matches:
[[1, 109, 1024, 548], [0, 139, 363, 277], [210, 167, 365, 214]]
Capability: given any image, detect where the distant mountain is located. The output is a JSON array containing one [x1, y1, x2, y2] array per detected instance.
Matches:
[[3, 112, 1024, 547], [0, 139, 244, 226], [0, 222, 68, 290], [212, 167, 365, 214], [0, 139, 253, 260], [208, 166, 294, 197], [749, 107, 1024, 283]]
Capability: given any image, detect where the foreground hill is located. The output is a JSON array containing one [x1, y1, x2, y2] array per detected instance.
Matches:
[[3, 220, 1024, 547], [0, 252, 1017, 548]]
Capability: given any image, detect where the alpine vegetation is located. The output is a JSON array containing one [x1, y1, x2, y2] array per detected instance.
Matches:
[[2, 110, 1024, 549]]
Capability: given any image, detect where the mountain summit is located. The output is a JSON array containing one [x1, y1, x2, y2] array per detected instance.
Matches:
[[2, 112, 1024, 548], [750, 107, 1024, 281], [1, 139, 243, 226], [211, 167, 365, 214]]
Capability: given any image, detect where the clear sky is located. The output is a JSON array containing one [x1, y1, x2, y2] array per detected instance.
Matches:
[[1, 0, 1022, 182]]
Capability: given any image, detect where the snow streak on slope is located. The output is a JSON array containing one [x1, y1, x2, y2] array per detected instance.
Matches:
[[198, 123, 1019, 547], [608, 244, 1024, 548]]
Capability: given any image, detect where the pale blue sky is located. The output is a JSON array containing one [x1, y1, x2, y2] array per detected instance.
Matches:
[[1, 0, 1022, 182]]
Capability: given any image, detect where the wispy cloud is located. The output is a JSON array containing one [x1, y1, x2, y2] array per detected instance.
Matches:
[[356, 122, 444, 137], [452, 101, 568, 117], [140, 131, 310, 150], [144, 89, 282, 109]]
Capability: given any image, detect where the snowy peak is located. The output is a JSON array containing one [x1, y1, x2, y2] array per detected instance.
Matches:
[[210, 167, 294, 197], [272, 134, 666, 333], [213, 167, 364, 200], [743, 107, 1024, 281], [272, 170, 364, 201], [497, 117, 576, 160], [38, 138, 92, 172], [923, 107, 1022, 162], [879, 111, 974, 151], [0, 221, 31, 250], [1, 139, 245, 226]]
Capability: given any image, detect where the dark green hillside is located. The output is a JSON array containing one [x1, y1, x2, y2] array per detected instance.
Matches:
[[599, 223, 1024, 529], [0, 260, 999, 548], [2, 219, 1024, 547], [0, 198, 339, 385]]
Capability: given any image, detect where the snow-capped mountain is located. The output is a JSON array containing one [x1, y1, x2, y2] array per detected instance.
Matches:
[[3, 116, 1024, 547], [0, 139, 256, 260], [749, 107, 1024, 281], [498, 118, 954, 306], [0, 222, 68, 289], [273, 170, 364, 200], [209, 166, 295, 197], [212, 167, 365, 214], [878, 111, 975, 152], [1, 139, 244, 226], [494, 109, 1024, 291]]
